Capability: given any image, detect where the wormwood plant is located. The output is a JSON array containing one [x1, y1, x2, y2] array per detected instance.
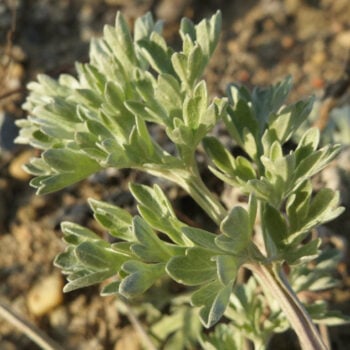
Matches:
[[16, 11, 349, 350]]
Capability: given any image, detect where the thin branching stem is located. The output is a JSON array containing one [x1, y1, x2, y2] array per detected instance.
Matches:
[[245, 263, 328, 350], [0, 299, 64, 350]]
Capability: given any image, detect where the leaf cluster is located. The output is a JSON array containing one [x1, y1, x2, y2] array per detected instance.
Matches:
[[16, 11, 224, 194]]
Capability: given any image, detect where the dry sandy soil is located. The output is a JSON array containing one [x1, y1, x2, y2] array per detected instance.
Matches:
[[1, 0, 350, 349]]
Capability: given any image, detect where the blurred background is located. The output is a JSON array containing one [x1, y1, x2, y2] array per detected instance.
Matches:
[[0, 0, 350, 349]]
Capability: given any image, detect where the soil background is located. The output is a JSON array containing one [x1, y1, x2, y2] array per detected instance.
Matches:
[[1, 0, 350, 349]]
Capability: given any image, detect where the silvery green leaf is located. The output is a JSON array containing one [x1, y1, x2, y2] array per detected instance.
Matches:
[[216, 255, 238, 285], [202, 137, 236, 174], [130, 183, 176, 220], [261, 128, 278, 155], [138, 32, 174, 75], [103, 13, 137, 75], [75, 240, 125, 271], [234, 156, 256, 182], [221, 206, 251, 240], [32, 149, 101, 194], [100, 281, 120, 296], [290, 247, 342, 294], [29, 118, 72, 141], [134, 11, 163, 42], [130, 183, 185, 245], [74, 130, 97, 147], [295, 127, 320, 160], [247, 194, 257, 229], [247, 179, 276, 204], [183, 80, 207, 129], [201, 98, 226, 127], [73, 88, 103, 109], [134, 116, 155, 158], [199, 324, 243, 350], [76, 63, 106, 93], [155, 73, 182, 115], [131, 216, 176, 262], [227, 98, 258, 140], [301, 189, 344, 230], [46, 96, 80, 122], [252, 76, 293, 131], [312, 310, 350, 326], [214, 235, 238, 254], [111, 242, 134, 257], [275, 97, 314, 136], [125, 100, 168, 126], [262, 153, 296, 189], [151, 305, 201, 350], [54, 246, 78, 270], [316, 248, 343, 270], [43, 148, 99, 173], [88, 38, 112, 73], [88, 198, 134, 241], [182, 34, 195, 57], [63, 269, 113, 293], [36, 74, 70, 96], [74, 130, 108, 161], [119, 260, 165, 297], [182, 227, 219, 251], [151, 304, 200, 346], [167, 118, 191, 147], [179, 17, 196, 43], [267, 111, 293, 143], [166, 247, 217, 286], [104, 80, 127, 113], [187, 45, 207, 86], [269, 140, 283, 160], [60, 222, 101, 246], [286, 181, 312, 234], [284, 238, 321, 265], [262, 204, 288, 249], [195, 10, 222, 59], [100, 138, 130, 168], [102, 104, 135, 142], [241, 128, 258, 160], [207, 166, 238, 187], [191, 280, 232, 328], [171, 52, 188, 85], [268, 100, 314, 144], [30, 102, 79, 138], [23, 156, 51, 176], [133, 69, 155, 101]]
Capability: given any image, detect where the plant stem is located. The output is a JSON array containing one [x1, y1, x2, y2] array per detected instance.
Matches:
[[119, 299, 158, 350], [145, 165, 227, 225], [0, 299, 64, 350], [245, 262, 328, 350], [182, 174, 227, 225]]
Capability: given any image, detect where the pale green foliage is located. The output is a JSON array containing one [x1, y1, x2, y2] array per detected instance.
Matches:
[[296, 102, 350, 146], [17, 10, 349, 349]]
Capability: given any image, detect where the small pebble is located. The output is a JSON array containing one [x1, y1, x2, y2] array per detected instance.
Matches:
[[281, 35, 295, 49], [8, 150, 34, 181], [336, 31, 350, 48], [27, 274, 64, 317]]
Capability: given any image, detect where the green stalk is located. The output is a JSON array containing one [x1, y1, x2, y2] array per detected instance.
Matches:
[[144, 164, 227, 225], [245, 262, 328, 350], [181, 173, 227, 225]]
